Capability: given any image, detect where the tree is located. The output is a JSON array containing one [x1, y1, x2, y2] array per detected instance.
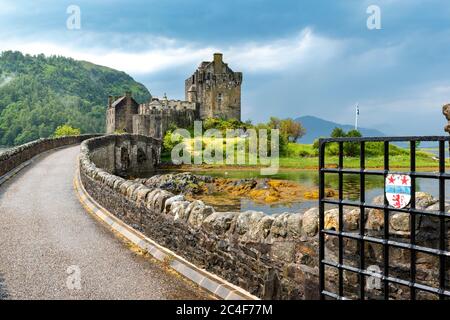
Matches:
[[346, 129, 362, 138], [53, 124, 80, 137], [331, 127, 346, 138], [0, 51, 151, 145], [344, 129, 362, 156], [280, 118, 306, 142], [326, 128, 363, 156], [268, 117, 281, 130]]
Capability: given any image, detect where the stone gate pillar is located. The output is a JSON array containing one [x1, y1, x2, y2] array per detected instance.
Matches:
[[444, 103, 450, 134]]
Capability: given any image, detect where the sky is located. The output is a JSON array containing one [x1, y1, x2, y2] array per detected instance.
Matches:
[[1, 0, 450, 135]]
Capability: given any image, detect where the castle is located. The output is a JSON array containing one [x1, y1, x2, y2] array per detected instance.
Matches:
[[106, 53, 242, 138]]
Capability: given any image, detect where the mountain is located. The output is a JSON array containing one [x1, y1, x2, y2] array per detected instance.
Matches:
[[295, 115, 385, 143], [0, 51, 151, 145]]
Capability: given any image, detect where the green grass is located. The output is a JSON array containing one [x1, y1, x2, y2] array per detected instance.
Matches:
[[279, 142, 441, 169], [279, 155, 441, 169], [281, 143, 442, 169], [162, 141, 443, 170], [286, 143, 318, 157]]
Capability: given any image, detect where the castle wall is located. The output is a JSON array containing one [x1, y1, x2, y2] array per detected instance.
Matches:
[[115, 107, 128, 133], [106, 94, 139, 134], [133, 115, 162, 139], [122, 99, 139, 134], [139, 100, 196, 114], [106, 108, 116, 134], [133, 109, 196, 139], [200, 75, 241, 120]]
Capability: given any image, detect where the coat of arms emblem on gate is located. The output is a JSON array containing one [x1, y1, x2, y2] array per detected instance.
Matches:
[[385, 174, 411, 209]]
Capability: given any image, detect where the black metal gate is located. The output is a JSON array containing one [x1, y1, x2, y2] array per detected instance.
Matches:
[[318, 136, 450, 300]]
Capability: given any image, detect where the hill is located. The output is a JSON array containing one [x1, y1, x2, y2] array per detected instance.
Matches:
[[296, 115, 385, 143], [0, 51, 151, 145]]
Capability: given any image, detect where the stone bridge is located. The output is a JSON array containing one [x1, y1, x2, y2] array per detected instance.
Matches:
[[0, 135, 445, 300], [0, 135, 208, 299]]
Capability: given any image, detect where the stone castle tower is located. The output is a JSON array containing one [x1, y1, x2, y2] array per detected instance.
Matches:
[[106, 53, 242, 138], [185, 53, 242, 120]]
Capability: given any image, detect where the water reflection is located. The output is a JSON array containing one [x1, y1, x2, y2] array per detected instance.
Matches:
[[171, 169, 449, 214]]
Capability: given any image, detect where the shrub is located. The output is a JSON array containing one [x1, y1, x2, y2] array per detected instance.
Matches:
[[203, 117, 252, 134], [163, 130, 184, 154], [298, 150, 311, 157], [53, 124, 80, 137], [313, 137, 327, 151]]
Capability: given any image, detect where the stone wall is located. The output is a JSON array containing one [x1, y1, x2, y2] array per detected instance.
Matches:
[[132, 108, 196, 139], [0, 135, 100, 178], [83, 134, 161, 178], [106, 92, 139, 134], [80, 136, 317, 299], [79, 135, 448, 300]]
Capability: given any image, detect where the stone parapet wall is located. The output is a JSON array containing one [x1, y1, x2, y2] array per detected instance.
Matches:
[[80, 135, 320, 299], [0, 135, 100, 178], [79, 135, 448, 300], [83, 134, 161, 177]]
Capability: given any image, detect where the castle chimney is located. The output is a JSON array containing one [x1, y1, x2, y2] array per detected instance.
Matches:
[[214, 53, 223, 74], [108, 96, 113, 108]]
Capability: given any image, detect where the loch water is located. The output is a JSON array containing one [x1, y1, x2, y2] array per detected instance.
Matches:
[[157, 169, 450, 214]]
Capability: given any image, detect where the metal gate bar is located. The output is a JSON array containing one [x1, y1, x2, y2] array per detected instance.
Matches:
[[318, 136, 450, 300]]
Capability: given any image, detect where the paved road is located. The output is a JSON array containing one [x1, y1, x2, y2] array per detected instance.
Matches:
[[0, 146, 209, 300]]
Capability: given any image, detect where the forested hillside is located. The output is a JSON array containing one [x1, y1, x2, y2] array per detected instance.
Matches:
[[0, 51, 151, 145]]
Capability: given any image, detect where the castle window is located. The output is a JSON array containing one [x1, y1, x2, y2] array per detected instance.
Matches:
[[217, 93, 223, 106]]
